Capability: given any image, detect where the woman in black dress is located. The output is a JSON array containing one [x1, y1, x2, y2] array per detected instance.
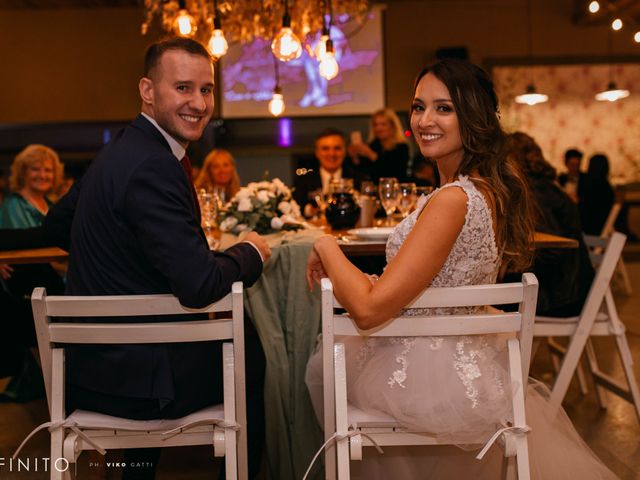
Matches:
[[348, 108, 410, 182]]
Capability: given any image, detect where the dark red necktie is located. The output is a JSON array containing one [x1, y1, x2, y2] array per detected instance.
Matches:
[[180, 155, 201, 222]]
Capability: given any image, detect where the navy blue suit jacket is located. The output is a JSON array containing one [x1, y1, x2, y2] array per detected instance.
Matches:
[[45, 115, 263, 401]]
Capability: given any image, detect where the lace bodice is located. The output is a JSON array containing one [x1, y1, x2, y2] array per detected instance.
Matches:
[[386, 175, 500, 288]]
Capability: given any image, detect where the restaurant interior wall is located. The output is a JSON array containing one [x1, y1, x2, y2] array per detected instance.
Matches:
[[1, 0, 639, 185]]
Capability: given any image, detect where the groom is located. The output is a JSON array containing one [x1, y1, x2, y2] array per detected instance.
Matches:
[[41, 37, 270, 479]]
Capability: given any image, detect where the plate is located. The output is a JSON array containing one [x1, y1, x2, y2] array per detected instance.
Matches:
[[347, 227, 394, 241]]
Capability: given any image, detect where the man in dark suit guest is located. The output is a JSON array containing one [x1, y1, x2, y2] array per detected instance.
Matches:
[[558, 148, 587, 204], [293, 128, 358, 218], [42, 37, 271, 479]]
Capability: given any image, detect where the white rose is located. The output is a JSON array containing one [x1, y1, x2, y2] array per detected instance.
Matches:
[[219, 216, 238, 232], [238, 197, 253, 212], [236, 188, 251, 200], [270, 217, 285, 230], [278, 201, 292, 214], [235, 223, 249, 232], [257, 190, 270, 203], [281, 214, 296, 223]]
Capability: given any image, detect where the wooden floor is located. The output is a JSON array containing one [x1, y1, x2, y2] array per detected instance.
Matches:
[[1, 259, 639, 479]]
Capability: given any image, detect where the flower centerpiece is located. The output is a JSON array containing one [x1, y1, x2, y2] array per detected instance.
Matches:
[[219, 178, 304, 235]]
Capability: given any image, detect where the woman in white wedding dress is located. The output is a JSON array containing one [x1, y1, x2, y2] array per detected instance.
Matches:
[[305, 59, 617, 479]]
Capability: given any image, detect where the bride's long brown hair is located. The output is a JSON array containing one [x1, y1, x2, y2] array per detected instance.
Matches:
[[413, 59, 535, 272]]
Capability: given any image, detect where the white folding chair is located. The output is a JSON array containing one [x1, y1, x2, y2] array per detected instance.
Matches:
[[321, 273, 539, 480], [18, 282, 248, 480], [534, 232, 640, 421], [600, 201, 632, 295]]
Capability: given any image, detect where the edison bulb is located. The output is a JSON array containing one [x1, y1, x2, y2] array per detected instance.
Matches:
[[208, 29, 228, 58], [269, 92, 285, 116], [319, 52, 339, 80], [612, 18, 623, 31], [634, 31, 640, 43], [588, 1, 600, 13], [173, 9, 196, 37], [271, 27, 302, 62], [314, 34, 330, 61]]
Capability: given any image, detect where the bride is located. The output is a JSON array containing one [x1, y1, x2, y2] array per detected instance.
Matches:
[[305, 59, 617, 479]]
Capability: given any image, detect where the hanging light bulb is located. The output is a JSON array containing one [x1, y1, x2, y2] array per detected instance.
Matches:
[[208, 17, 228, 58], [588, 1, 600, 13], [634, 31, 640, 43], [515, 85, 549, 106], [314, 27, 330, 61], [318, 39, 339, 80], [271, 2, 302, 62], [611, 18, 623, 31], [595, 81, 630, 102], [173, 2, 197, 37], [269, 87, 286, 116]]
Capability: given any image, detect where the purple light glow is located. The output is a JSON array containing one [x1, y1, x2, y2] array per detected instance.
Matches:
[[278, 118, 292, 147]]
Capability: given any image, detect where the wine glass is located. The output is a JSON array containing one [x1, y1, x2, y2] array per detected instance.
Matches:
[[397, 182, 417, 218], [378, 177, 399, 226]]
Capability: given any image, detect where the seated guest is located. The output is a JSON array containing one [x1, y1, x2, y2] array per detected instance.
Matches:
[[195, 148, 240, 202], [507, 132, 594, 316], [409, 155, 440, 187], [294, 128, 359, 218], [0, 144, 65, 401], [0, 144, 64, 228], [558, 148, 586, 204], [579, 153, 615, 235], [348, 108, 410, 182]]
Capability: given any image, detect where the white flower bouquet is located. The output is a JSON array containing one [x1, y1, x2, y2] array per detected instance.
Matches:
[[219, 178, 304, 235]]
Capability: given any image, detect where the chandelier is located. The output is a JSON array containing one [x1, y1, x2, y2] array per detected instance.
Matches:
[[141, 1, 370, 60]]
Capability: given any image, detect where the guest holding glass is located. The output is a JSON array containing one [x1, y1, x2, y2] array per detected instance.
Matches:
[[348, 108, 410, 182], [0, 144, 65, 402], [195, 148, 241, 203]]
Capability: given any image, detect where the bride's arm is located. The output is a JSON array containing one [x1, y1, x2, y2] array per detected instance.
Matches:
[[307, 187, 468, 330]]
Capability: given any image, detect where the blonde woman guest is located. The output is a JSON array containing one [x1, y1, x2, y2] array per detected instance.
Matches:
[[195, 149, 241, 202], [348, 108, 410, 182], [0, 144, 63, 229], [0, 144, 65, 402]]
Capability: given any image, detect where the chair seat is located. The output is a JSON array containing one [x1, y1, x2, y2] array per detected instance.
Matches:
[[536, 312, 608, 324], [66, 403, 225, 432], [347, 404, 399, 429]]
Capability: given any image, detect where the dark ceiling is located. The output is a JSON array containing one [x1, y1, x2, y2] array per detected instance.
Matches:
[[1, 0, 639, 26]]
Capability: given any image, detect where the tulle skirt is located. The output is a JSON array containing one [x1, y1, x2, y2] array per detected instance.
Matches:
[[305, 335, 618, 479]]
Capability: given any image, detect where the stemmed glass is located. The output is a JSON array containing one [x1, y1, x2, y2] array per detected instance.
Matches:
[[378, 177, 399, 226], [198, 189, 220, 250], [397, 182, 417, 218]]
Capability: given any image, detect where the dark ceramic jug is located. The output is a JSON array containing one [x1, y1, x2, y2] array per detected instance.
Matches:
[[326, 192, 360, 229]]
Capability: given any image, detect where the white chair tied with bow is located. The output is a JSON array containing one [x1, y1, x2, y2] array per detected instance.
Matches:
[[16, 282, 248, 480], [317, 273, 538, 480], [534, 232, 640, 420]]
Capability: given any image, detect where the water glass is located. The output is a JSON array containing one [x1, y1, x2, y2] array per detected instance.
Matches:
[[397, 182, 417, 218]]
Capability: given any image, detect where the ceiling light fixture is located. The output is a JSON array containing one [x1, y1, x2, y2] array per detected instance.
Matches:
[[515, 0, 548, 106]]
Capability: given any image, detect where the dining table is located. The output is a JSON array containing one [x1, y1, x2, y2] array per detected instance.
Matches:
[[0, 226, 579, 480]]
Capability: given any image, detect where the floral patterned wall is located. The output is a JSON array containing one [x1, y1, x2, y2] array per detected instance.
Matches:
[[493, 64, 640, 184]]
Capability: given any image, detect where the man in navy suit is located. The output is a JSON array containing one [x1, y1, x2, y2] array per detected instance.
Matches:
[[44, 37, 271, 479], [293, 128, 359, 218]]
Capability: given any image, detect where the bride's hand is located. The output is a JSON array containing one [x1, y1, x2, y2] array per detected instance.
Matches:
[[306, 247, 327, 291], [306, 236, 336, 291]]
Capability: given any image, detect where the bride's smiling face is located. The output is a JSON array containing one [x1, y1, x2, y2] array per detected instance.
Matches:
[[410, 73, 464, 166]]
